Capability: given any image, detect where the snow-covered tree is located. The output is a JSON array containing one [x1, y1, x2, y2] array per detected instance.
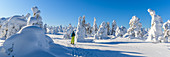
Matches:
[[58, 25, 63, 32], [86, 23, 92, 36], [25, 13, 30, 19], [124, 16, 143, 38], [95, 22, 107, 39], [111, 20, 117, 36], [0, 15, 28, 39], [30, 6, 43, 28], [27, 17, 38, 26], [75, 16, 86, 42], [162, 20, 170, 42], [0, 17, 9, 39], [82, 15, 86, 27], [106, 22, 110, 35], [121, 26, 127, 34], [146, 9, 163, 42], [44, 24, 47, 33], [116, 26, 127, 37], [63, 24, 73, 39], [141, 28, 149, 38], [92, 17, 98, 35]]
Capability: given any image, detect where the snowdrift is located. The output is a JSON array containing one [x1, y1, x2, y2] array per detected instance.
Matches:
[[2, 26, 54, 57]]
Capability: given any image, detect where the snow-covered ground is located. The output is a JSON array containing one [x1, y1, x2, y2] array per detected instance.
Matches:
[[44, 33, 170, 57], [0, 32, 170, 57]]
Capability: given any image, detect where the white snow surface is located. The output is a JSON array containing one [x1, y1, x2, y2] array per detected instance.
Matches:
[[0, 32, 170, 57]]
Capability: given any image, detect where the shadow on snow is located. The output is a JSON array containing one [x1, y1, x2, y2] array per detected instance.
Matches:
[[95, 42, 146, 45], [49, 43, 145, 57]]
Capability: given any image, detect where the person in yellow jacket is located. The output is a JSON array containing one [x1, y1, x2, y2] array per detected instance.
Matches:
[[71, 31, 75, 44]]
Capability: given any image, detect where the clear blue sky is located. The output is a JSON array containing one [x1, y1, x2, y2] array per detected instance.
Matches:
[[0, 0, 170, 28]]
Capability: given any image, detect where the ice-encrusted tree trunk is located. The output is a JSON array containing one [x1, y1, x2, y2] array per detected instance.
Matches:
[[95, 22, 107, 39], [125, 16, 143, 38], [162, 20, 170, 42], [106, 22, 110, 35], [92, 17, 98, 35], [111, 20, 117, 36], [75, 16, 86, 42], [146, 9, 163, 42]]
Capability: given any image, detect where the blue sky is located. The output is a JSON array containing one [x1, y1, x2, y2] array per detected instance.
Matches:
[[0, 0, 170, 28]]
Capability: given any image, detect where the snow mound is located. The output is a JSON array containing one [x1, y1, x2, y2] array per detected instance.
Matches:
[[2, 26, 53, 57]]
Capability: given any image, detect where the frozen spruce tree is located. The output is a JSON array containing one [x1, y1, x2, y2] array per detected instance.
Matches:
[[146, 9, 163, 42], [29, 6, 43, 28], [86, 23, 92, 36], [162, 20, 170, 42], [95, 22, 107, 39], [82, 15, 87, 36], [115, 26, 127, 37], [44, 24, 47, 33], [92, 17, 98, 35], [63, 24, 73, 39], [124, 16, 143, 38], [106, 22, 110, 35], [0, 17, 9, 39], [75, 16, 86, 42], [0, 15, 28, 39], [111, 20, 117, 36], [58, 25, 63, 32], [82, 15, 86, 27], [121, 26, 127, 35]]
